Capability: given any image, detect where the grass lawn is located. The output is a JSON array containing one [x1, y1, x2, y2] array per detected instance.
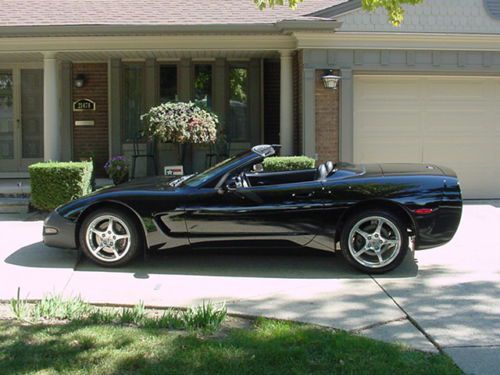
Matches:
[[0, 318, 461, 375]]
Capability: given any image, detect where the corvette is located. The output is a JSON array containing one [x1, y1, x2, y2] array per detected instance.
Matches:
[[43, 144, 462, 273]]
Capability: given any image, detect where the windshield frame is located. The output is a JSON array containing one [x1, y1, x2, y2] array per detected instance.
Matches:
[[179, 149, 262, 188]]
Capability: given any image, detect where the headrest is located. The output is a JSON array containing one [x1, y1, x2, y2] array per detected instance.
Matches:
[[326, 161, 334, 174], [317, 164, 328, 180]]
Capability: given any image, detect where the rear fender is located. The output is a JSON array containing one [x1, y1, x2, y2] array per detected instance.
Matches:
[[334, 199, 417, 244]]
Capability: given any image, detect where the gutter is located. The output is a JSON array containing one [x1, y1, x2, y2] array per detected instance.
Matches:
[[0, 20, 341, 38]]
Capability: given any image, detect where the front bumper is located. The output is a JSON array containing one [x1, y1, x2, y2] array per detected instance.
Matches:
[[43, 210, 77, 249]]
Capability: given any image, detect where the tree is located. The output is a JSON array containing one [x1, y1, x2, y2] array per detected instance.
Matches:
[[254, 0, 424, 26]]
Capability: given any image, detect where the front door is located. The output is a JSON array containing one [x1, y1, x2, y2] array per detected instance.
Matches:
[[0, 67, 43, 173], [185, 181, 325, 246]]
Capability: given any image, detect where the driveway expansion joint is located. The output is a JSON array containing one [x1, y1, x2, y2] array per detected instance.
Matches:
[[370, 276, 443, 353]]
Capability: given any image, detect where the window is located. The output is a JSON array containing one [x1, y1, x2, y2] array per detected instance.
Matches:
[[159, 65, 177, 103], [21, 69, 43, 158], [227, 65, 249, 142], [194, 64, 213, 109], [121, 63, 144, 142], [0, 71, 13, 159]]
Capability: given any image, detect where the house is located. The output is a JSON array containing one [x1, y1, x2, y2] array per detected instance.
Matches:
[[0, 0, 499, 199]]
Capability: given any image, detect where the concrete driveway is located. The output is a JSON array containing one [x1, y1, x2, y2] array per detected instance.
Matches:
[[1, 203, 499, 375]]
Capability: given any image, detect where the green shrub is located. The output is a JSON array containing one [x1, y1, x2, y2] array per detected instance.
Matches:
[[29, 161, 93, 211], [262, 156, 315, 172]]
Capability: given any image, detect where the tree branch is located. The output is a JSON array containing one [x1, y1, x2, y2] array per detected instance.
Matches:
[[253, 0, 424, 26]]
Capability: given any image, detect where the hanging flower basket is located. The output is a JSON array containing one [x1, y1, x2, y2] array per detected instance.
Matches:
[[141, 101, 218, 145]]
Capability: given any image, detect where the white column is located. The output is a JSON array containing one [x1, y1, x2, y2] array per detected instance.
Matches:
[[279, 50, 294, 155], [43, 52, 61, 161]]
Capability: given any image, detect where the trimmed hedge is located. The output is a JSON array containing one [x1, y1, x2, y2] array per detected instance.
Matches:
[[29, 161, 93, 211], [262, 156, 315, 172]]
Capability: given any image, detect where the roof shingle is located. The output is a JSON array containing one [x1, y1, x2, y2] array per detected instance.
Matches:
[[0, 0, 347, 27]]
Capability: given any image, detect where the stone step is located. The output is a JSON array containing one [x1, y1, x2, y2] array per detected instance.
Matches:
[[0, 197, 30, 214], [0, 179, 31, 197]]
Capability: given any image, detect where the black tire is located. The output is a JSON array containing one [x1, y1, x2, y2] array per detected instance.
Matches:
[[79, 208, 141, 267], [340, 209, 408, 274]]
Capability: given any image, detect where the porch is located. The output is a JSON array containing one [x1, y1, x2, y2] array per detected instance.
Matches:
[[0, 44, 300, 178]]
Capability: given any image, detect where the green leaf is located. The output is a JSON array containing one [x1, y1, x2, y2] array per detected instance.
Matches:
[[29, 161, 93, 211], [263, 156, 315, 172], [253, 0, 424, 26]]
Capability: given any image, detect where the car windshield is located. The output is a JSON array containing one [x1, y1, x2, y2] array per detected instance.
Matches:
[[180, 153, 242, 188]]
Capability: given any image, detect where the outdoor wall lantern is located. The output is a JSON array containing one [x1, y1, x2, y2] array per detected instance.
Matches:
[[74, 74, 86, 88], [321, 70, 341, 90]]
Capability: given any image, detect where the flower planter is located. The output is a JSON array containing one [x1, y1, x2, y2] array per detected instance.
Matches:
[[112, 173, 129, 185]]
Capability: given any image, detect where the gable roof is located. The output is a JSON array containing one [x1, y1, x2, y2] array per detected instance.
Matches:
[[309, 0, 361, 18], [0, 0, 348, 27]]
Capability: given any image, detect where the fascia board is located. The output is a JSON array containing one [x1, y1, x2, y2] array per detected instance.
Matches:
[[295, 31, 500, 51], [0, 34, 297, 53]]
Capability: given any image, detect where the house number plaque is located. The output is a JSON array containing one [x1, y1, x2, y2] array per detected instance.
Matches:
[[73, 98, 96, 111]]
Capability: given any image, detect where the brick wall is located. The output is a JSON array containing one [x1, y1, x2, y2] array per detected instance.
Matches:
[[72, 63, 109, 177], [263, 59, 280, 146], [315, 69, 339, 164]]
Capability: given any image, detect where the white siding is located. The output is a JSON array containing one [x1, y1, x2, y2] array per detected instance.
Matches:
[[338, 0, 500, 34]]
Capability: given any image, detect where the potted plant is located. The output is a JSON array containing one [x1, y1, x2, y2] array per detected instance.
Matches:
[[104, 156, 129, 185], [78, 151, 96, 189], [141, 101, 218, 166]]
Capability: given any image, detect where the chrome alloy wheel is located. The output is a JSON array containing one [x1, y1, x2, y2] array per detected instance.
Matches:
[[85, 215, 131, 262], [347, 216, 401, 269]]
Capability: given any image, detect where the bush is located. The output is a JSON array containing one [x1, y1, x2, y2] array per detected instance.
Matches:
[[29, 161, 93, 211], [263, 156, 315, 172]]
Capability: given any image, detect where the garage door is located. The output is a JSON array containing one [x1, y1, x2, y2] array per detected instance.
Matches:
[[354, 75, 500, 199]]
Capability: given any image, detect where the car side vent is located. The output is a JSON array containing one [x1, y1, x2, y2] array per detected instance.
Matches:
[[485, 0, 500, 19]]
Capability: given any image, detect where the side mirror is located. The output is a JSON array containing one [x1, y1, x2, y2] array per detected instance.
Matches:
[[253, 163, 264, 173]]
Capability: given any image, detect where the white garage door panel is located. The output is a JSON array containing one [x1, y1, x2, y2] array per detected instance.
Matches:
[[354, 75, 500, 199], [425, 79, 486, 100]]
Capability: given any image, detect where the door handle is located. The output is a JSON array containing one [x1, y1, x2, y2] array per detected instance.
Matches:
[[292, 192, 314, 199]]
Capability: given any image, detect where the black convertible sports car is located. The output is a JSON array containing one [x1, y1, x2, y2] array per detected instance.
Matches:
[[43, 144, 462, 273]]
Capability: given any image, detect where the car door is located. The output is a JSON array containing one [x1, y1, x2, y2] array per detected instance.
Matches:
[[184, 180, 326, 246]]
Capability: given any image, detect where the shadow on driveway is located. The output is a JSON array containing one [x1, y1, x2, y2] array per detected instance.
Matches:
[[5, 242, 419, 280]]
